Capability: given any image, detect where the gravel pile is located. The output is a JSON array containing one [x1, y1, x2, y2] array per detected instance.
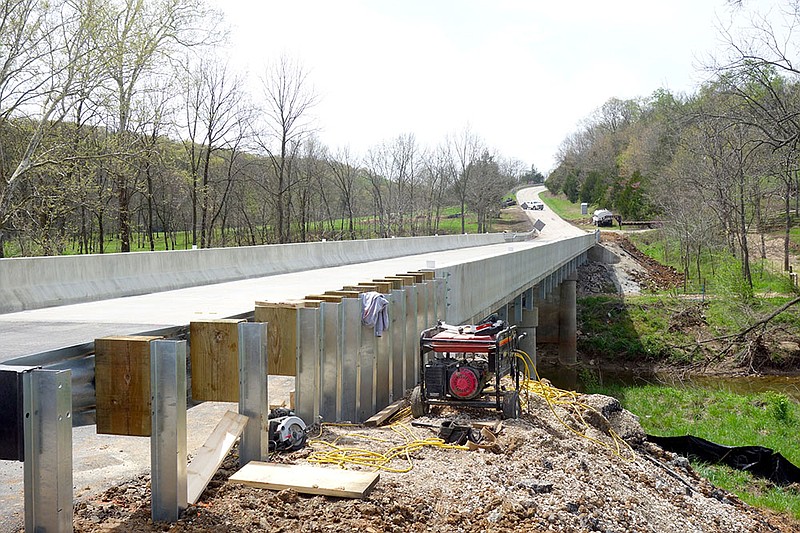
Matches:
[[66, 391, 798, 532]]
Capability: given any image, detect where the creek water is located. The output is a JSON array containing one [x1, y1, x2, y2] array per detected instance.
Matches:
[[537, 364, 800, 403]]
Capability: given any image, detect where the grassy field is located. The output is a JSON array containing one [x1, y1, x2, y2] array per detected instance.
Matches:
[[587, 383, 800, 519], [2, 208, 495, 257]]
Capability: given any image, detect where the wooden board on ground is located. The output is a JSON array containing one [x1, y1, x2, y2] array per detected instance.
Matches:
[[255, 303, 301, 376], [190, 319, 243, 402], [364, 398, 408, 427], [187, 410, 249, 504], [230, 462, 380, 499], [95, 335, 163, 436]]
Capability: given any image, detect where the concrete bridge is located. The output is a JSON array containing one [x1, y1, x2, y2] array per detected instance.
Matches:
[[0, 189, 601, 529], [1, 228, 596, 421]]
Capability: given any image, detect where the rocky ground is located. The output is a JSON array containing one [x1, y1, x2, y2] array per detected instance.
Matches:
[[67, 394, 800, 532], [59, 230, 800, 533]]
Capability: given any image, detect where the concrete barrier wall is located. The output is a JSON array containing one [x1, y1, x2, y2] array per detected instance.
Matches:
[[0, 234, 506, 314], [440, 234, 596, 325]]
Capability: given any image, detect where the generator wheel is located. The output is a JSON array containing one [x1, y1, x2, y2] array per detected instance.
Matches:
[[502, 390, 520, 419], [410, 385, 428, 418]]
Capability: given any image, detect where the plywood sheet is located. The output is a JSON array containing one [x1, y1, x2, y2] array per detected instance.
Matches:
[[230, 462, 380, 498], [95, 335, 162, 436], [190, 319, 243, 402]]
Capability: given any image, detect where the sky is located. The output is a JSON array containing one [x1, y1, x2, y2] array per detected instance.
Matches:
[[209, 0, 777, 174]]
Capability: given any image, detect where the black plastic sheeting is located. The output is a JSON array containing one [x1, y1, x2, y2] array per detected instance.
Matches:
[[648, 434, 800, 486]]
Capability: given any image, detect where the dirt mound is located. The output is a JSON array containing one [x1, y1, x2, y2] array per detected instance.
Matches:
[[67, 391, 797, 532], [601, 232, 683, 292]]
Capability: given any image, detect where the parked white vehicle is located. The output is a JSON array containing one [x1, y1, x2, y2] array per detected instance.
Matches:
[[592, 209, 614, 227]]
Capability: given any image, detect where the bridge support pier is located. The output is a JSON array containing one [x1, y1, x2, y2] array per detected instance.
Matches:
[[558, 274, 577, 366], [517, 307, 538, 370]]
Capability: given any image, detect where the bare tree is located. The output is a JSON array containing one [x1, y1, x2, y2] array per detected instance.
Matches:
[[327, 145, 360, 240], [256, 55, 317, 243], [450, 125, 483, 233], [182, 58, 249, 247], [94, 0, 216, 252]]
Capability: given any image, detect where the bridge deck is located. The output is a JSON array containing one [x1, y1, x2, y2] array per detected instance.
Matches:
[[0, 240, 542, 364]]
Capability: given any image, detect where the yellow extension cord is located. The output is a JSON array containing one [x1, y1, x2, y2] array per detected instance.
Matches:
[[307, 350, 635, 472], [514, 349, 635, 462]]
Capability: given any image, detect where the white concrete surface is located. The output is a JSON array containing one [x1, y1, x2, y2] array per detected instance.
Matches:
[[0, 233, 506, 314]]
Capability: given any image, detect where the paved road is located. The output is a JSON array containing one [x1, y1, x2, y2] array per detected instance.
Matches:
[[516, 185, 587, 240]]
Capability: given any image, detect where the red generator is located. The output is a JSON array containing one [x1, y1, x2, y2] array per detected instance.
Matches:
[[410, 320, 521, 419]]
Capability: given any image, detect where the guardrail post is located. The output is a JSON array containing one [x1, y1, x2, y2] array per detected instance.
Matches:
[[150, 339, 187, 523], [238, 322, 269, 465], [23, 367, 73, 533]]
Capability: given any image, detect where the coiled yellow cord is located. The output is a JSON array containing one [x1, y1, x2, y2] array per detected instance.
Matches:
[[514, 349, 635, 461], [307, 408, 468, 473], [307, 350, 635, 472]]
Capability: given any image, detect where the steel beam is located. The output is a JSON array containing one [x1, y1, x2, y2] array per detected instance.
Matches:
[[23, 368, 72, 532], [150, 339, 187, 523], [238, 322, 268, 465]]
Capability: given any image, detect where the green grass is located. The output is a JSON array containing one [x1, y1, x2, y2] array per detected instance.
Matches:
[[578, 295, 700, 362], [539, 191, 587, 223], [588, 383, 800, 519], [629, 231, 798, 297]]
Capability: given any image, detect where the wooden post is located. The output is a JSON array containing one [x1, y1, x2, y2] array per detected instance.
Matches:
[[254, 302, 303, 376], [95, 335, 163, 436], [190, 319, 244, 402], [374, 278, 403, 290]]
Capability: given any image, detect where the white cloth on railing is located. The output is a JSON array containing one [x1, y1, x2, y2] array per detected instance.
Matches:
[[360, 291, 389, 336]]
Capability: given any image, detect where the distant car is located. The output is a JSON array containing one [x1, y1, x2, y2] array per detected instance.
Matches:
[[521, 200, 544, 210], [501, 198, 516, 207]]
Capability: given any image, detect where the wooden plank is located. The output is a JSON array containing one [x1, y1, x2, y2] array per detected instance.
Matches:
[[405, 272, 426, 283], [364, 398, 408, 427], [342, 285, 371, 293], [305, 294, 344, 303], [187, 410, 248, 504], [366, 280, 392, 294], [230, 462, 380, 499], [255, 304, 300, 376], [356, 283, 379, 292], [325, 290, 361, 298], [394, 275, 417, 286], [190, 319, 243, 402], [375, 278, 403, 290], [408, 270, 435, 281], [95, 335, 162, 436], [383, 276, 411, 287]]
